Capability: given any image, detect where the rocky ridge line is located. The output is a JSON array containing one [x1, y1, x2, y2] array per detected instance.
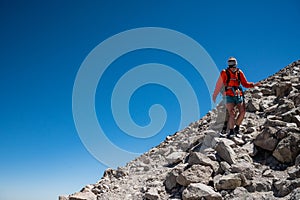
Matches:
[[60, 60, 300, 200]]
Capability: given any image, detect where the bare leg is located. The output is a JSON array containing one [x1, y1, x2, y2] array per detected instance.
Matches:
[[225, 103, 236, 129], [236, 102, 246, 126]]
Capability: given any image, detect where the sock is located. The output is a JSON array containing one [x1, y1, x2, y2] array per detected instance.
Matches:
[[229, 129, 234, 135]]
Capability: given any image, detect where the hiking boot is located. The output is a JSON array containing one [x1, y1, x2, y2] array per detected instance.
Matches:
[[234, 126, 242, 138], [220, 129, 227, 138], [227, 130, 235, 139]]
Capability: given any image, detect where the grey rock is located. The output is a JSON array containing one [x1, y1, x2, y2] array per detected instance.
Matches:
[[165, 167, 182, 191], [264, 104, 279, 114], [220, 161, 231, 173], [225, 187, 254, 200], [245, 179, 272, 193], [144, 188, 159, 200], [177, 164, 213, 186], [215, 140, 237, 164], [264, 118, 287, 127], [261, 88, 273, 96], [273, 133, 300, 163], [293, 115, 300, 127], [187, 152, 219, 173], [254, 127, 278, 151], [165, 151, 186, 165], [295, 154, 300, 166], [231, 162, 255, 180], [274, 180, 292, 197], [288, 166, 300, 179], [273, 82, 293, 98], [182, 183, 222, 200], [262, 169, 275, 178], [289, 188, 300, 200], [69, 192, 97, 200], [246, 99, 261, 112], [241, 142, 257, 157], [202, 130, 219, 149], [214, 173, 242, 190], [59, 196, 68, 200]]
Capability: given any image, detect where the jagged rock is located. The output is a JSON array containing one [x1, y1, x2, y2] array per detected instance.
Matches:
[[288, 166, 300, 179], [214, 173, 245, 190], [261, 88, 273, 96], [165, 151, 186, 165], [264, 104, 278, 114], [247, 99, 261, 112], [273, 179, 300, 197], [276, 99, 295, 114], [187, 152, 219, 173], [291, 93, 300, 106], [273, 133, 300, 163], [273, 82, 292, 98], [59, 196, 68, 200], [215, 140, 237, 164], [254, 127, 278, 151], [69, 192, 97, 200], [231, 162, 255, 180], [202, 147, 218, 161], [246, 126, 256, 134], [144, 188, 159, 200], [241, 142, 257, 157], [176, 164, 213, 186], [103, 168, 127, 180], [164, 165, 184, 190], [245, 179, 273, 193], [264, 118, 287, 127], [220, 161, 231, 173], [289, 187, 300, 200], [201, 130, 219, 150], [295, 154, 300, 166], [293, 115, 300, 127], [224, 187, 254, 200], [182, 183, 222, 200]]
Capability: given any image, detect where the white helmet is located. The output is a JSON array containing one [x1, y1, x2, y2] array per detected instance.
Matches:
[[227, 57, 237, 67]]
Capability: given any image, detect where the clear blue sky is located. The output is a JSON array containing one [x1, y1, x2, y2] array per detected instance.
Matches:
[[0, 1, 299, 200]]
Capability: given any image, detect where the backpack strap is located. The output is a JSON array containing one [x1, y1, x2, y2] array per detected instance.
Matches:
[[225, 68, 241, 87], [237, 69, 241, 85], [225, 69, 230, 86]]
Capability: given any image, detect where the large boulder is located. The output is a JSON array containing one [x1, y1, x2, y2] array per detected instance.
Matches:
[[273, 133, 300, 163], [254, 127, 278, 151]]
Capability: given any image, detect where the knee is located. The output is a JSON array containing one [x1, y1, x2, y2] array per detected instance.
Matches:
[[239, 106, 246, 116], [228, 109, 235, 118]]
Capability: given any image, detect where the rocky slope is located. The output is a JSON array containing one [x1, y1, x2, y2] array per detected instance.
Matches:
[[60, 60, 300, 200]]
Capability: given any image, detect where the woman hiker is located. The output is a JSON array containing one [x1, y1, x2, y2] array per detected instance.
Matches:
[[212, 57, 261, 138]]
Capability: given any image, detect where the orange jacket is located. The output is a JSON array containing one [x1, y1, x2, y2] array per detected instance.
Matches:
[[213, 68, 254, 99]]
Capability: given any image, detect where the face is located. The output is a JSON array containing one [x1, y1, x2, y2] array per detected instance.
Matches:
[[228, 59, 237, 71], [229, 66, 237, 72]]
